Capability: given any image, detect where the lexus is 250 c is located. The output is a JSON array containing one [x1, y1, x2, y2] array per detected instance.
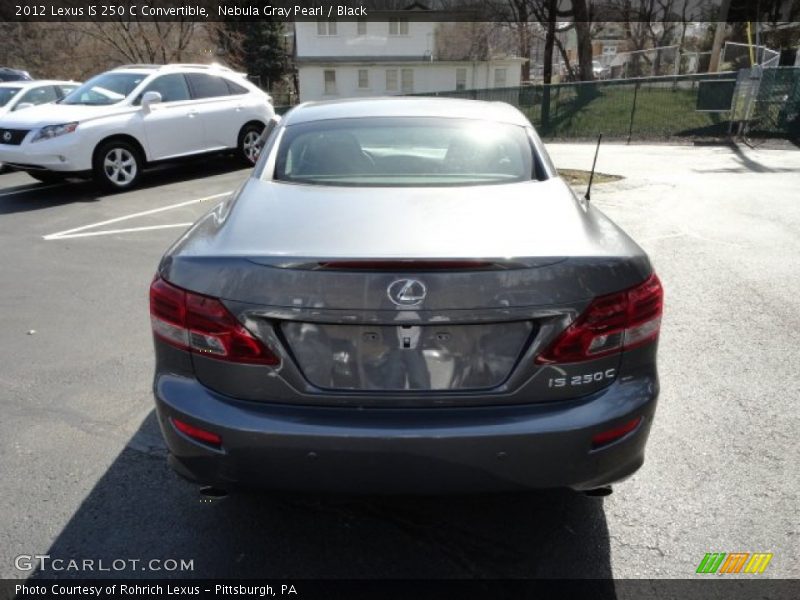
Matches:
[[150, 98, 663, 495]]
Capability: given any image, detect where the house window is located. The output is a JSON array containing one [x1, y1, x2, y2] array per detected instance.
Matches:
[[357, 18, 367, 36], [317, 21, 337, 36], [401, 68, 414, 93], [324, 70, 337, 94], [456, 68, 467, 91], [494, 68, 507, 87], [386, 69, 398, 91], [358, 69, 369, 89], [602, 45, 617, 55], [389, 18, 409, 36]]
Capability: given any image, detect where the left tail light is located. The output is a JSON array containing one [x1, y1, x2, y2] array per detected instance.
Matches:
[[535, 274, 663, 364], [150, 276, 280, 366]]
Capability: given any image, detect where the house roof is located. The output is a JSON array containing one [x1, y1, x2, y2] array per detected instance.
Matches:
[[297, 56, 433, 64], [296, 56, 527, 65]]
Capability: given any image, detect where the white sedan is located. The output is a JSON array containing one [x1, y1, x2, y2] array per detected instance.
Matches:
[[0, 80, 79, 171]]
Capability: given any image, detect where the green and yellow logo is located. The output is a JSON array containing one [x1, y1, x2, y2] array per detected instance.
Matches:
[[696, 552, 773, 574]]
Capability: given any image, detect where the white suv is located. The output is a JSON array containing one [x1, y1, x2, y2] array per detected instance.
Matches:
[[0, 64, 273, 190]]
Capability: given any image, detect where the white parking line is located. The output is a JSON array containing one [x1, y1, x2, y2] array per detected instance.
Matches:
[[43, 191, 231, 241], [0, 183, 64, 198], [49, 223, 195, 239]]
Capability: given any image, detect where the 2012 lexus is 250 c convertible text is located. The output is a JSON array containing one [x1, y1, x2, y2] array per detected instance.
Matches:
[[150, 97, 663, 496]]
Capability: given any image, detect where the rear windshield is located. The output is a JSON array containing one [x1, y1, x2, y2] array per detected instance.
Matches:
[[273, 117, 536, 187], [0, 87, 22, 107]]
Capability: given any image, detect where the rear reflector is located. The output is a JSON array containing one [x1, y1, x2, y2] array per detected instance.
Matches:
[[591, 417, 642, 449], [172, 417, 222, 447], [317, 260, 497, 271], [150, 276, 280, 366], [535, 274, 663, 364]]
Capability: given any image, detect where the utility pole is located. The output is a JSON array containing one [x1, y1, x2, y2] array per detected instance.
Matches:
[[708, 0, 732, 72]]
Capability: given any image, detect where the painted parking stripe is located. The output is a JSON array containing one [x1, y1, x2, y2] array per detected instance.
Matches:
[[50, 223, 195, 240], [43, 191, 230, 241]]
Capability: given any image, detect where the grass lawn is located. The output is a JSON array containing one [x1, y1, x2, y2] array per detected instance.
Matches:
[[558, 169, 623, 187], [522, 85, 729, 139]]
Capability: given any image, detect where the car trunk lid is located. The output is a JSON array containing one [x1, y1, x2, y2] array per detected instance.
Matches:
[[160, 177, 651, 396]]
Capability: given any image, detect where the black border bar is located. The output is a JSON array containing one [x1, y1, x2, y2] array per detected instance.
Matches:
[[1, 1, 798, 23], [3, 579, 800, 600]]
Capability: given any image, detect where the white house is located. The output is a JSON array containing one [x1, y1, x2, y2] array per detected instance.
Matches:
[[294, 17, 526, 102]]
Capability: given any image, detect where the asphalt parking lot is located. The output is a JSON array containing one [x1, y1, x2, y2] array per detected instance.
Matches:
[[1, 143, 798, 580]]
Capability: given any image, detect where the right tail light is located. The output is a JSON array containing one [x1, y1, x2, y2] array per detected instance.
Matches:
[[535, 274, 663, 364]]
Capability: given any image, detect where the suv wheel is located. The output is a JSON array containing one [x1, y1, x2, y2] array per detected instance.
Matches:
[[238, 123, 263, 165], [93, 141, 142, 191]]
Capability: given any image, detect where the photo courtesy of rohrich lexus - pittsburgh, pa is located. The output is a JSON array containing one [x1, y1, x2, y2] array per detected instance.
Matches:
[[1, 1, 798, 599]]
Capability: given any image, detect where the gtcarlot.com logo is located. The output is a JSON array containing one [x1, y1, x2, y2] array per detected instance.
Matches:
[[696, 552, 773, 574], [15, 554, 194, 573]]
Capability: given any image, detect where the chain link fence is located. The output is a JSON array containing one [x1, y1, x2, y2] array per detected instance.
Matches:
[[411, 69, 800, 142], [746, 67, 800, 139], [722, 42, 781, 71]]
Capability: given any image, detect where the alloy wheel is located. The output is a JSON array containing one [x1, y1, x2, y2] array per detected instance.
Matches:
[[242, 130, 261, 164], [103, 147, 137, 186]]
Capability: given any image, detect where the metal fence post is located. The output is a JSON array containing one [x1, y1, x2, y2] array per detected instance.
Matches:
[[741, 66, 763, 138], [627, 82, 640, 144]]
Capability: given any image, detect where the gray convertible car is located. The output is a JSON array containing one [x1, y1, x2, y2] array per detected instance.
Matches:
[[150, 98, 662, 495]]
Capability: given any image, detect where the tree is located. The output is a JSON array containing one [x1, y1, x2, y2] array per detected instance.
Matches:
[[0, 21, 214, 80], [76, 19, 199, 65], [492, 0, 594, 84], [501, 0, 536, 82], [607, 0, 700, 76], [214, 21, 290, 94]]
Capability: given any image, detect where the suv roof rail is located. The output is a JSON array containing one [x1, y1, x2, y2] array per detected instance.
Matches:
[[115, 64, 162, 70], [163, 63, 233, 71], [114, 63, 233, 71]]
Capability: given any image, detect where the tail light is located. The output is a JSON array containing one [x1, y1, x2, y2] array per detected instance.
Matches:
[[150, 276, 280, 366], [535, 274, 663, 364]]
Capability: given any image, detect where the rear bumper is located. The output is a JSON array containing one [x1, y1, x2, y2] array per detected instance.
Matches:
[[154, 373, 658, 493]]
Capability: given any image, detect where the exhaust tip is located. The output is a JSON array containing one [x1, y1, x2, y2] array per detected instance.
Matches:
[[199, 486, 228, 502], [583, 486, 613, 497]]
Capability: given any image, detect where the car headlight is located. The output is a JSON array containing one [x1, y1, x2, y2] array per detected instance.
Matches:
[[31, 122, 78, 143]]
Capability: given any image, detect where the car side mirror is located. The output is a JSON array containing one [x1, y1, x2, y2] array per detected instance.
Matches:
[[14, 102, 34, 111], [141, 91, 162, 112]]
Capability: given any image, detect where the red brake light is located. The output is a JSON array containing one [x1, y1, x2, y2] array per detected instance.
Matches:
[[535, 274, 663, 364], [150, 276, 280, 366], [317, 260, 496, 271]]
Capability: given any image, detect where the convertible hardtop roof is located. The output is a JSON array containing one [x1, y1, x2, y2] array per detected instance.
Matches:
[[281, 97, 531, 127]]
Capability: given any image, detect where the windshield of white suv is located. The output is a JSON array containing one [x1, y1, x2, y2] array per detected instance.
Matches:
[[60, 72, 147, 105], [274, 117, 537, 187], [0, 86, 22, 107]]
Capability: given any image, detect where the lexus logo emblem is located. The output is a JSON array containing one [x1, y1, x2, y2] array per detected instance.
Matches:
[[2, 131, 11, 142], [387, 279, 427, 307]]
